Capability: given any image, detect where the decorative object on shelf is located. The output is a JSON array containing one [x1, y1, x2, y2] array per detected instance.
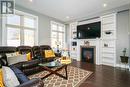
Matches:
[[105, 31, 112, 34], [72, 48, 76, 51], [104, 43, 108, 47], [84, 41, 90, 47], [120, 48, 129, 63], [72, 42, 77, 46], [73, 32, 77, 34]]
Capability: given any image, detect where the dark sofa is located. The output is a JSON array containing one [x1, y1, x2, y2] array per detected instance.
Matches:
[[0, 46, 44, 87], [0, 45, 60, 87]]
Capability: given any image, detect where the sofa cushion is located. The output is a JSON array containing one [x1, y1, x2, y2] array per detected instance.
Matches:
[[10, 65, 29, 84], [2, 66, 20, 87]]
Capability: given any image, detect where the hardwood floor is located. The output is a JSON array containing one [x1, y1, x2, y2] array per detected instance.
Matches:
[[71, 60, 130, 87]]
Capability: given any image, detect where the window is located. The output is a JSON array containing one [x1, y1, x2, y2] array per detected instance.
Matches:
[[51, 21, 65, 50], [2, 10, 38, 46]]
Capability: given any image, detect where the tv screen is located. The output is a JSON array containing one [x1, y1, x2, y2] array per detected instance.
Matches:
[[77, 22, 101, 39]]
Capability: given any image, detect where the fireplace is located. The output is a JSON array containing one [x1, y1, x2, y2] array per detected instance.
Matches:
[[81, 46, 95, 64]]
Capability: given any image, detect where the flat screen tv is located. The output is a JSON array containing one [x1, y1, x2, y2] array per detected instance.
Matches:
[[77, 22, 101, 39]]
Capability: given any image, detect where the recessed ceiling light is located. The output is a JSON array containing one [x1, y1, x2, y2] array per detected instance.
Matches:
[[103, 3, 107, 7], [66, 16, 70, 19], [29, 0, 33, 2]]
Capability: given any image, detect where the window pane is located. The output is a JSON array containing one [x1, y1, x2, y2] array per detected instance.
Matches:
[[52, 24, 57, 31], [51, 31, 57, 38], [24, 29, 34, 46], [51, 22, 65, 50], [7, 15, 20, 25], [24, 17, 35, 28], [58, 39, 63, 49], [7, 27, 20, 46], [58, 33, 64, 39], [51, 38, 57, 49], [58, 26, 64, 32]]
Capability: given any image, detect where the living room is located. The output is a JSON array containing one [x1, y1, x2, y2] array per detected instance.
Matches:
[[0, 0, 130, 87]]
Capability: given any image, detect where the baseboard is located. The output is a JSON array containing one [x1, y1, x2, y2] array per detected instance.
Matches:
[[116, 64, 130, 69]]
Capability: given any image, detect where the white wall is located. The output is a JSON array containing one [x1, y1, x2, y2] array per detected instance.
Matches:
[[116, 10, 130, 64]]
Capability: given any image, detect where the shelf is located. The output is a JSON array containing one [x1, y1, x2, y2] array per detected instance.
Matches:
[[101, 38, 116, 40], [102, 54, 115, 58], [102, 52, 116, 54], [102, 58, 114, 62], [102, 56, 115, 59], [102, 47, 115, 49], [102, 38, 116, 40], [102, 22, 115, 25], [102, 62, 114, 66], [102, 29, 116, 31]]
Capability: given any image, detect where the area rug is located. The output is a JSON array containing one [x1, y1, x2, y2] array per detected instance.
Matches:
[[28, 66, 92, 87]]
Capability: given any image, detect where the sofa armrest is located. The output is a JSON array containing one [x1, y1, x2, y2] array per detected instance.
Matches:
[[22, 59, 40, 69], [17, 78, 44, 87]]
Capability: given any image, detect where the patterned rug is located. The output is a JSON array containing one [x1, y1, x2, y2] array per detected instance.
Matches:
[[29, 66, 92, 87]]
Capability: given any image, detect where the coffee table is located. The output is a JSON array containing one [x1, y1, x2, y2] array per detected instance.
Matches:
[[38, 60, 69, 80]]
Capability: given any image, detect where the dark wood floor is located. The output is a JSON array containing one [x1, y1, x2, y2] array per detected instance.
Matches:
[[71, 60, 130, 87]]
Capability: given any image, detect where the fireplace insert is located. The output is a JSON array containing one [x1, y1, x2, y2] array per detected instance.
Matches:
[[81, 47, 95, 64]]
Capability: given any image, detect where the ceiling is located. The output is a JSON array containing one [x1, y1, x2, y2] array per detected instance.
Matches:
[[15, 0, 130, 22]]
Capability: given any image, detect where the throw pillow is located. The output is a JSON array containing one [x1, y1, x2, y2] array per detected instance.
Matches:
[[6, 52, 20, 58], [7, 55, 27, 65], [44, 50, 55, 58], [0, 69, 4, 87], [26, 52, 32, 61], [2, 66, 20, 87]]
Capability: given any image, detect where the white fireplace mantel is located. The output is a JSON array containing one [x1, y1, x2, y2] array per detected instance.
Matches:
[[76, 38, 101, 65]]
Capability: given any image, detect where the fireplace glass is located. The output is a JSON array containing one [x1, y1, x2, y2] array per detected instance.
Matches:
[[81, 47, 94, 63]]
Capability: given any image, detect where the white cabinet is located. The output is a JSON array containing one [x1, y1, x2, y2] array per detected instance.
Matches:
[[101, 13, 117, 67]]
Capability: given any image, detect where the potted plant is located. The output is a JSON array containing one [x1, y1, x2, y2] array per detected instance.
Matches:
[[120, 48, 129, 63]]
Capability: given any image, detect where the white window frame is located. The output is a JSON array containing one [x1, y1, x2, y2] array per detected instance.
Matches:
[[50, 21, 65, 49], [2, 10, 38, 46]]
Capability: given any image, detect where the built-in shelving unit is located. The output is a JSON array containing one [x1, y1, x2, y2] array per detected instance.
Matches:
[[69, 22, 77, 60], [101, 13, 117, 67], [69, 13, 117, 67]]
